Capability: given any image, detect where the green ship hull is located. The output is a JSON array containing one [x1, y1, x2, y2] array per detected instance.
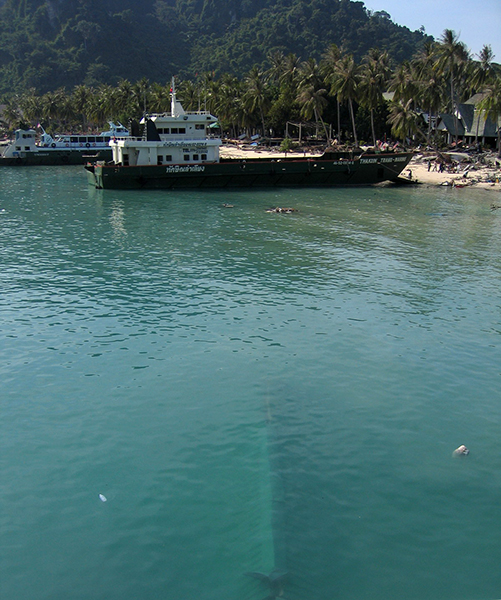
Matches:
[[85, 152, 414, 189], [1, 148, 113, 166]]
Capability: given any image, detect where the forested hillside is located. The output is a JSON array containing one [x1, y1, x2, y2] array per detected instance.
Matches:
[[0, 0, 431, 94]]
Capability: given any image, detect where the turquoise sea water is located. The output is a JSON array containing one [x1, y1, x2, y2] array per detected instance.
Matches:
[[1, 166, 500, 600]]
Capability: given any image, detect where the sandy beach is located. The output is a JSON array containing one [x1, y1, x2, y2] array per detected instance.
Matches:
[[220, 143, 501, 194], [404, 152, 501, 192], [220, 143, 323, 161]]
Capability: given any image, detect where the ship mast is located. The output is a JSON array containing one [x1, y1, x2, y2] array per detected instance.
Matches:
[[170, 77, 176, 117]]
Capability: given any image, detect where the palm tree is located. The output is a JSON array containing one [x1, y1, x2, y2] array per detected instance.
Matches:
[[469, 45, 497, 142], [265, 52, 301, 136], [298, 57, 323, 89], [87, 84, 115, 127], [18, 88, 42, 126], [72, 84, 92, 131], [419, 70, 444, 146], [434, 29, 470, 142], [213, 74, 242, 136], [321, 44, 342, 139], [279, 53, 301, 96], [296, 58, 330, 141], [150, 82, 171, 113], [296, 84, 329, 141], [243, 66, 270, 136], [389, 61, 417, 106], [412, 43, 444, 145], [114, 79, 134, 123], [132, 78, 151, 117], [177, 79, 201, 112], [387, 99, 420, 143], [478, 75, 501, 156], [266, 50, 286, 86], [412, 42, 436, 79], [199, 72, 218, 113], [2, 99, 23, 130], [329, 54, 361, 146], [359, 48, 391, 146], [412, 43, 436, 143], [470, 45, 496, 93], [57, 91, 76, 129], [40, 88, 70, 129]]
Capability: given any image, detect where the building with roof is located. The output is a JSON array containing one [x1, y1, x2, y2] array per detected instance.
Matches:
[[439, 93, 500, 148]]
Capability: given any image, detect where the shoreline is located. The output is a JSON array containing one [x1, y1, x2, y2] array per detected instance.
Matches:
[[405, 153, 501, 192], [220, 144, 501, 193]]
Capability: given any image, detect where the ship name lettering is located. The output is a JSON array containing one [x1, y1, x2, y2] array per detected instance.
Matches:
[[165, 165, 206, 174]]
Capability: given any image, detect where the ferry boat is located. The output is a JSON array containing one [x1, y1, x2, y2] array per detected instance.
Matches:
[[0, 123, 129, 166], [85, 82, 413, 190]]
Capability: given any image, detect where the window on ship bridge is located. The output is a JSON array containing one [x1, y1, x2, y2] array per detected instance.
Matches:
[[193, 154, 199, 161], [184, 154, 190, 161], [165, 155, 172, 161], [158, 155, 163, 165]]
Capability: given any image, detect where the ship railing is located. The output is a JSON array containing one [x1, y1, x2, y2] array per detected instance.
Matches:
[[110, 136, 142, 142], [184, 110, 214, 116], [145, 110, 215, 118]]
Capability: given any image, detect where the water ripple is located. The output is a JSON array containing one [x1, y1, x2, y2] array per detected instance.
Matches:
[[1, 171, 500, 600]]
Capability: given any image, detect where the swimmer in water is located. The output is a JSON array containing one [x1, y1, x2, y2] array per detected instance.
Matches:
[[452, 445, 469, 457]]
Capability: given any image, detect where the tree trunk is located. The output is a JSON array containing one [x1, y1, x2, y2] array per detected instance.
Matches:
[[348, 99, 358, 146], [337, 100, 341, 140], [260, 106, 266, 137], [313, 108, 319, 138], [451, 75, 459, 144], [370, 108, 376, 147], [427, 104, 432, 146], [318, 113, 330, 144]]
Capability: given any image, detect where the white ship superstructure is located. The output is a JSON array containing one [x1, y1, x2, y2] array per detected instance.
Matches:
[[110, 80, 220, 168]]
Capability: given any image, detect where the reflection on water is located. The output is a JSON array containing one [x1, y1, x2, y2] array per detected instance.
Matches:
[[1, 167, 500, 600], [109, 201, 128, 242]]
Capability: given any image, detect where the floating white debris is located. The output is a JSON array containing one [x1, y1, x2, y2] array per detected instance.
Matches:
[[99, 493, 107, 502], [452, 445, 469, 457]]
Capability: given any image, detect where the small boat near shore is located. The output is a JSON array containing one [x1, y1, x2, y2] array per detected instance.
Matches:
[[85, 81, 413, 190], [0, 123, 129, 166]]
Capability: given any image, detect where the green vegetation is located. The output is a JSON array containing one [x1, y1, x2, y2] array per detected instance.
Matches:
[[0, 1, 499, 152], [0, 0, 431, 94]]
